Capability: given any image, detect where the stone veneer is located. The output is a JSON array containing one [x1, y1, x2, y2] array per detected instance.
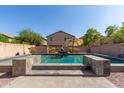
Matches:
[[84, 55, 111, 76], [12, 57, 33, 76], [0, 66, 12, 73]]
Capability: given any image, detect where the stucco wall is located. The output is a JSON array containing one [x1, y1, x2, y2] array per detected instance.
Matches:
[[0, 42, 34, 59], [90, 43, 124, 57]]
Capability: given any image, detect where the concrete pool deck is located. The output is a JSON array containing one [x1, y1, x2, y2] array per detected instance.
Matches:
[[3, 76, 117, 88]]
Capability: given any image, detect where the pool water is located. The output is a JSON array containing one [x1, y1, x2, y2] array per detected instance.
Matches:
[[41, 54, 83, 64], [100, 56, 124, 64], [41, 54, 124, 64], [94, 54, 124, 63], [111, 59, 124, 63]]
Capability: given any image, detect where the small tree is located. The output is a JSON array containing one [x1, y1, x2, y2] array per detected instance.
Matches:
[[48, 46, 56, 53], [83, 28, 101, 52], [112, 23, 124, 43], [17, 28, 43, 46], [83, 28, 101, 46], [105, 25, 118, 37]]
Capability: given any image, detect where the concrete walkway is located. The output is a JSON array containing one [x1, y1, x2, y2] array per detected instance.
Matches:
[[4, 76, 116, 88]]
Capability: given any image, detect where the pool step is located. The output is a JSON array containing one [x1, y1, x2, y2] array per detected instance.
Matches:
[[27, 70, 95, 76], [32, 64, 86, 70]]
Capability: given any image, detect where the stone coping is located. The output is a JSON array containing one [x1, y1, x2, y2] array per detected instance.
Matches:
[[0, 54, 31, 62], [111, 64, 124, 66], [0, 55, 32, 66], [32, 53, 91, 55], [33, 63, 84, 66], [84, 55, 110, 61]]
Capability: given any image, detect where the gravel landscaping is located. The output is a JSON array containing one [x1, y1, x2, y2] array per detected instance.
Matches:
[[106, 72, 124, 88]]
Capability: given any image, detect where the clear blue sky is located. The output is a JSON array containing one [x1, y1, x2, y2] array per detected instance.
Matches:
[[0, 5, 124, 38]]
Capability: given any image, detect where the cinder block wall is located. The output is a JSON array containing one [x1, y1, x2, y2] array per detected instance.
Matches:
[[29, 45, 48, 54], [0, 42, 34, 59], [76, 46, 89, 53], [90, 43, 124, 57]]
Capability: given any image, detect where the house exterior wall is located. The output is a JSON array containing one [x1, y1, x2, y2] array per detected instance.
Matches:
[[47, 31, 75, 46]]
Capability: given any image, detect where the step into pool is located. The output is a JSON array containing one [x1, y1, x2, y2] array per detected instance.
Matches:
[[41, 54, 83, 64]]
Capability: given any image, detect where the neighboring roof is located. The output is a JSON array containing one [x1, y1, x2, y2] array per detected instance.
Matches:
[[0, 33, 16, 39], [46, 31, 76, 38], [42, 37, 47, 41]]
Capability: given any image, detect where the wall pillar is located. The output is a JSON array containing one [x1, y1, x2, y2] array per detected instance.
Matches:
[[84, 55, 111, 76], [12, 58, 32, 76]]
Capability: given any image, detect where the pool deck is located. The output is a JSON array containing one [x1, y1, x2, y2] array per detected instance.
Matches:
[[3, 76, 117, 88]]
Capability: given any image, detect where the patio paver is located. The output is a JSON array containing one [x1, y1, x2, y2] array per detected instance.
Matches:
[[27, 70, 95, 76], [4, 76, 117, 88]]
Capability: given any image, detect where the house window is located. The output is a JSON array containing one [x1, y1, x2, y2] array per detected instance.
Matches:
[[64, 36, 71, 41], [50, 37, 53, 41]]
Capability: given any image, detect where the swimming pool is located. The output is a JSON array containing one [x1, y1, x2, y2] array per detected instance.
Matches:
[[41, 54, 83, 64], [97, 56, 124, 64], [1, 54, 123, 65], [40, 54, 124, 64]]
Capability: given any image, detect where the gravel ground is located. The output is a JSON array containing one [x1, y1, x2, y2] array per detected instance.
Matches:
[[106, 72, 124, 88], [0, 73, 15, 87]]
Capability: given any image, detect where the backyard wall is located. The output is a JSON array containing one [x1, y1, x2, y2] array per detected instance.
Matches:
[[29, 45, 48, 54], [0, 42, 34, 59], [74, 46, 89, 53], [90, 43, 124, 57]]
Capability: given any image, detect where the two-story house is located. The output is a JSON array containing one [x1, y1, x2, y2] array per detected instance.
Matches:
[[46, 31, 75, 48]]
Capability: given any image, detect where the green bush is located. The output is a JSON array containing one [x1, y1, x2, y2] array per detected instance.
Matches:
[[0, 34, 9, 43], [48, 46, 56, 53], [17, 28, 43, 46]]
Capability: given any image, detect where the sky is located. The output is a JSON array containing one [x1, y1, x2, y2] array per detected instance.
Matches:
[[0, 5, 124, 38]]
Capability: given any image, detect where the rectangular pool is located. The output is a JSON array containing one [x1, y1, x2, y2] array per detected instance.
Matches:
[[40, 54, 124, 64], [41, 54, 83, 64]]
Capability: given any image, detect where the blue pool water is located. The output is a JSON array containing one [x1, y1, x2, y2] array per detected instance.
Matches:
[[40, 54, 124, 64], [41, 54, 83, 64], [98, 56, 124, 64]]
